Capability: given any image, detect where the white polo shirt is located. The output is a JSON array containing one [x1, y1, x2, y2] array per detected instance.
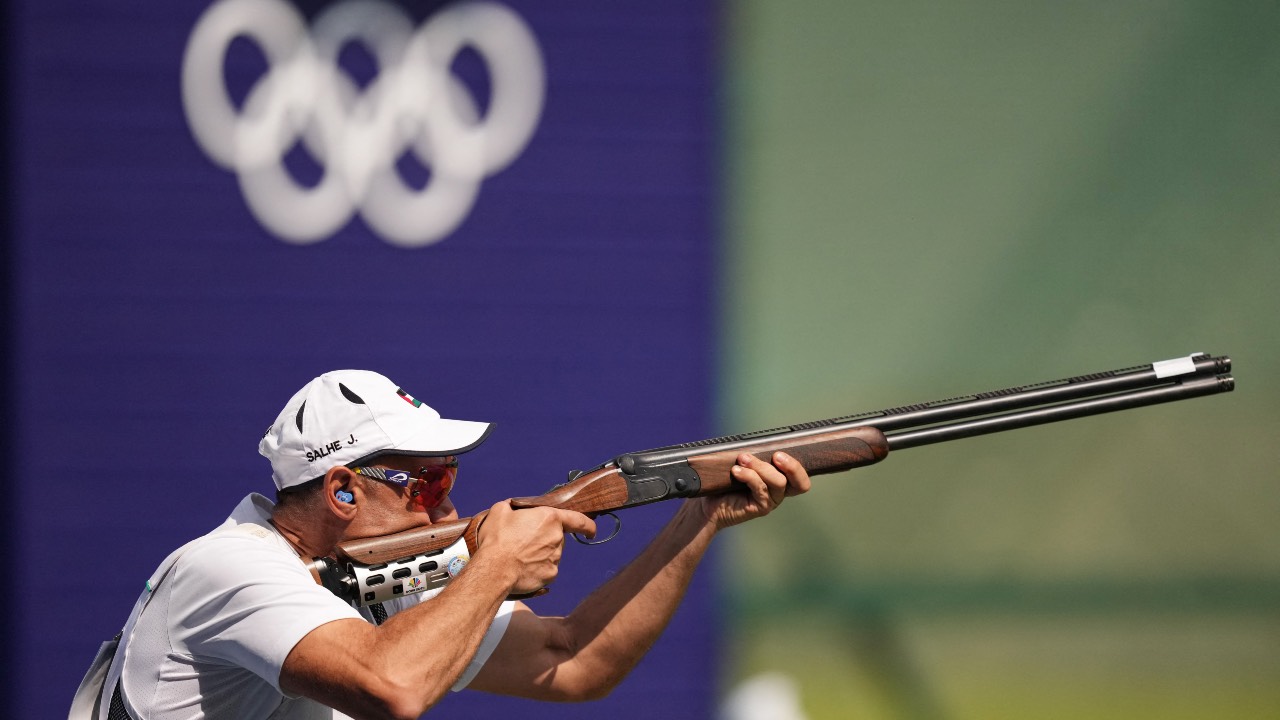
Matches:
[[115, 494, 513, 719]]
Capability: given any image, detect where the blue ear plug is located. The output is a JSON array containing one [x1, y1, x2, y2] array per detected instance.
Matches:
[[335, 490, 354, 504]]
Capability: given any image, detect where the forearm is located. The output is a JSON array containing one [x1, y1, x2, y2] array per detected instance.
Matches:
[[467, 454, 807, 702], [544, 451, 807, 698], [555, 500, 718, 695], [377, 555, 514, 703], [283, 553, 515, 719]]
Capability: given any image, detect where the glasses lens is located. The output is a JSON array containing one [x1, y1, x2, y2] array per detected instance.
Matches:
[[411, 462, 457, 508]]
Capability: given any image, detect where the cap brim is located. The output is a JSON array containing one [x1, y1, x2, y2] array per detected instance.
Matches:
[[392, 418, 493, 457], [345, 417, 488, 468], [345, 418, 493, 469], [346, 419, 492, 468]]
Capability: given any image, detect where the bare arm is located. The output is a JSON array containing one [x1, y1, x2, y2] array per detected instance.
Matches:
[[280, 502, 596, 720], [468, 451, 811, 701]]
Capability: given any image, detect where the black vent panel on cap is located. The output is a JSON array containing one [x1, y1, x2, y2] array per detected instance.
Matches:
[[339, 384, 366, 404], [295, 401, 306, 432]]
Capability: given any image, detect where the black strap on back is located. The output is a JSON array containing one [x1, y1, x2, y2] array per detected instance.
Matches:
[[107, 681, 133, 720]]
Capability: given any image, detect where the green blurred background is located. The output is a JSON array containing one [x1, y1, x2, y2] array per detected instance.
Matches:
[[718, 1, 1280, 718]]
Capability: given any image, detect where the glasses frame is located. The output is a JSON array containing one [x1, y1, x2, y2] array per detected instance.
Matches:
[[351, 457, 458, 508]]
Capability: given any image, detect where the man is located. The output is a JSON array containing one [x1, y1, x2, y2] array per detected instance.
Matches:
[[91, 369, 811, 719]]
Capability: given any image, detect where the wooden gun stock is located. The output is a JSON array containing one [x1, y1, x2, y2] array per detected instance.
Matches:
[[336, 516, 486, 566]]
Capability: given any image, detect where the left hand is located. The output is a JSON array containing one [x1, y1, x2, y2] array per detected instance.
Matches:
[[697, 451, 812, 530]]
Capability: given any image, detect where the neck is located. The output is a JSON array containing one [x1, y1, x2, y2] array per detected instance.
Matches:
[[270, 506, 343, 559]]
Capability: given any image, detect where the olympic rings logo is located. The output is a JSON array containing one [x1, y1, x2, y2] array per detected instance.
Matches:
[[181, 0, 544, 247]]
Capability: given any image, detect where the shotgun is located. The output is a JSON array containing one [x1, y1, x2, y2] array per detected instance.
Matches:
[[309, 353, 1234, 607]]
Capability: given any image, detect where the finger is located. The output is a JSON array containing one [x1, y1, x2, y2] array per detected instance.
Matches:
[[732, 454, 778, 508], [738, 453, 787, 503], [476, 503, 510, 546], [739, 452, 788, 485], [772, 451, 813, 496], [737, 453, 773, 504], [554, 509, 597, 539]]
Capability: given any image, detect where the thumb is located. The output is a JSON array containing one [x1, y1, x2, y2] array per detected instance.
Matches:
[[475, 503, 510, 547]]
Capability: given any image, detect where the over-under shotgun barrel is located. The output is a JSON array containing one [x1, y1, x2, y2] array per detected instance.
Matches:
[[591, 353, 1232, 502], [618, 353, 1231, 466]]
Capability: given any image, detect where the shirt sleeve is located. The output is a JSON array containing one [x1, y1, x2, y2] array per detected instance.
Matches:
[[451, 600, 515, 691], [168, 532, 363, 692], [384, 591, 517, 692]]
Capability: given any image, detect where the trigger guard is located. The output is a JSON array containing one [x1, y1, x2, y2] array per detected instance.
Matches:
[[572, 512, 620, 546]]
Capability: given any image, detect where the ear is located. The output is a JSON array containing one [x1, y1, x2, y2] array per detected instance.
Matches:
[[323, 465, 360, 520]]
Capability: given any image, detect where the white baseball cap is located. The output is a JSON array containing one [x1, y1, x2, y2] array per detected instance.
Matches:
[[259, 370, 492, 490]]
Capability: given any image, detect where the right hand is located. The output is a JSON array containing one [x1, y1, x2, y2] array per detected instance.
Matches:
[[478, 501, 596, 595]]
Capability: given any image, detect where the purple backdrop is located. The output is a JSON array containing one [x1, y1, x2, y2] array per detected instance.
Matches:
[[12, 1, 718, 717]]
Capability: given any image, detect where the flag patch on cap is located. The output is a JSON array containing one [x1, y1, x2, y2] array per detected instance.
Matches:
[[396, 388, 423, 408]]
